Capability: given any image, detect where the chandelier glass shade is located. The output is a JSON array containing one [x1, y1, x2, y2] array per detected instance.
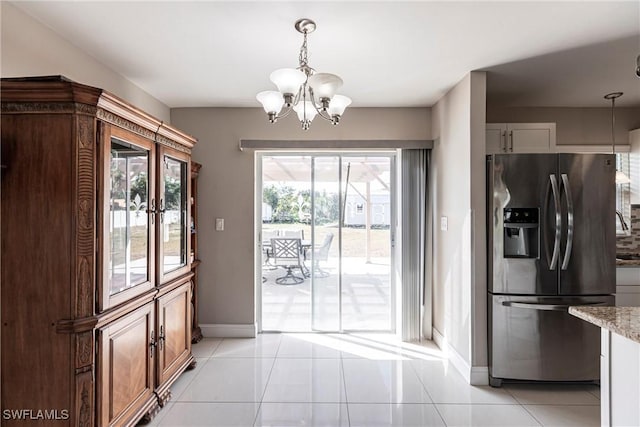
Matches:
[[256, 19, 351, 130]]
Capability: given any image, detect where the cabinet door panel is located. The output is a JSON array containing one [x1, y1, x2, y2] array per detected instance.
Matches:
[[486, 124, 506, 154], [157, 281, 192, 386], [98, 303, 155, 427], [99, 123, 156, 311], [508, 123, 556, 153], [158, 146, 191, 284]]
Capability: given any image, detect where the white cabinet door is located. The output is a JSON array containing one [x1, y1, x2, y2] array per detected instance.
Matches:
[[509, 123, 556, 153], [486, 123, 506, 154], [486, 123, 556, 154], [601, 329, 610, 427], [610, 332, 640, 427], [601, 328, 640, 427]]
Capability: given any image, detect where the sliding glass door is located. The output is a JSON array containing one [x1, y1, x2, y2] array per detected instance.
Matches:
[[310, 156, 340, 331], [260, 153, 394, 332]]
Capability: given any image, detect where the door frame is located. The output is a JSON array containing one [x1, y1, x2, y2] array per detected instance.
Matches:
[[255, 151, 397, 333]]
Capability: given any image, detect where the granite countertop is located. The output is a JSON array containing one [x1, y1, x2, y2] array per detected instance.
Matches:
[[616, 250, 640, 267], [616, 259, 640, 267], [569, 306, 640, 344]]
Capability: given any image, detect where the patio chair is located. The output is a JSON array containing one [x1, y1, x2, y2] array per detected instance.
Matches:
[[310, 233, 334, 278], [281, 229, 304, 239], [271, 238, 306, 285], [262, 230, 279, 268]]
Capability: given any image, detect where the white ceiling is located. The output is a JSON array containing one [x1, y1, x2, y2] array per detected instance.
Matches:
[[11, 1, 640, 108]]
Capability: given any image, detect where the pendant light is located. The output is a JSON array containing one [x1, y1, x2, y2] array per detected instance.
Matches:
[[604, 92, 631, 185]]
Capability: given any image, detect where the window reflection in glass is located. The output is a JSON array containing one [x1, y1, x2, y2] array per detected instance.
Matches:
[[163, 156, 187, 273], [109, 139, 149, 295]]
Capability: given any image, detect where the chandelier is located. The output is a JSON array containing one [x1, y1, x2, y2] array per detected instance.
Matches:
[[256, 18, 351, 130]]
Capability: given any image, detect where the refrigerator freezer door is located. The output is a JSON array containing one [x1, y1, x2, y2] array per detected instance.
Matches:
[[488, 154, 558, 295], [558, 154, 616, 295], [489, 294, 614, 382]]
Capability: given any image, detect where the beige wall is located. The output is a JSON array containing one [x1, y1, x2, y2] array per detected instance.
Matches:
[[0, 2, 170, 121], [431, 71, 487, 375], [469, 73, 487, 368], [170, 107, 431, 327], [487, 107, 640, 146], [431, 73, 472, 364]]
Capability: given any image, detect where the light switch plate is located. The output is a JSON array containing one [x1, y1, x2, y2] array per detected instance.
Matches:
[[440, 216, 448, 231], [215, 218, 224, 231]]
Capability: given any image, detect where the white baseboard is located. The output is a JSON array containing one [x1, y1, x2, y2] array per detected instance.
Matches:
[[200, 323, 257, 338], [432, 327, 488, 386], [432, 326, 445, 349]]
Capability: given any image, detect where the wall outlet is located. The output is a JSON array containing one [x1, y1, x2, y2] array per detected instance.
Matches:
[[215, 218, 224, 231], [440, 216, 448, 231]]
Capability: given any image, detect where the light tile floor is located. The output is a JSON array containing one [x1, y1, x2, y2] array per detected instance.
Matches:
[[149, 334, 600, 427], [261, 257, 392, 332]]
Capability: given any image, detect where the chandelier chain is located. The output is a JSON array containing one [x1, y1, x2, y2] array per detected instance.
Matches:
[[298, 31, 309, 70]]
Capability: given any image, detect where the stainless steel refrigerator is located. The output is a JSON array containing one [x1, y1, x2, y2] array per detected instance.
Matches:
[[487, 153, 616, 387]]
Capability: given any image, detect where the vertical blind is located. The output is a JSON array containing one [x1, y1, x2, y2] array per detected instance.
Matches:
[[400, 149, 430, 341]]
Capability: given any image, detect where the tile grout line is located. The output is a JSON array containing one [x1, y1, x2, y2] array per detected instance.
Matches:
[[519, 403, 545, 427], [339, 357, 351, 427], [167, 355, 213, 403], [501, 385, 526, 407], [253, 334, 282, 426], [431, 403, 449, 426], [403, 359, 448, 426], [406, 359, 437, 405], [156, 338, 224, 426]]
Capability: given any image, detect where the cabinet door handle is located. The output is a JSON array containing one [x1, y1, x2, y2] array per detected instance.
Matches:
[[159, 198, 165, 224], [150, 330, 156, 358], [509, 131, 514, 152], [148, 198, 156, 225], [502, 131, 507, 152], [158, 325, 165, 351]]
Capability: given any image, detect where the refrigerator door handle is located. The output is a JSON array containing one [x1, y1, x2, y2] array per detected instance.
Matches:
[[502, 301, 608, 311], [560, 173, 574, 270], [549, 174, 561, 270]]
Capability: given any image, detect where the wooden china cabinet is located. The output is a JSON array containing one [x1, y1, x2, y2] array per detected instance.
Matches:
[[1, 76, 197, 426]]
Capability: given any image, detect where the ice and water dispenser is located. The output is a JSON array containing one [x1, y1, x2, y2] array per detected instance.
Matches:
[[503, 208, 539, 258]]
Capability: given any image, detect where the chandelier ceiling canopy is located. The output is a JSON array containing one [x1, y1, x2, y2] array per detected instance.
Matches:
[[256, 18, 351, 130]]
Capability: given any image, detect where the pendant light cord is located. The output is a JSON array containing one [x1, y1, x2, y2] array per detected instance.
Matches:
[[604, 92, 622, 155], [611, 96, 616, 154]]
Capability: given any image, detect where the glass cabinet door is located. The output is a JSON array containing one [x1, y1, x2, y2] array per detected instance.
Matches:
[[158, 147, 190, 282], [100, 126, 155, 311]]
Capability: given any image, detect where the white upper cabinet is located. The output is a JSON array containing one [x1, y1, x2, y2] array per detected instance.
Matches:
[[486, 123, 556, 154], [486, 123, 507, 154]]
